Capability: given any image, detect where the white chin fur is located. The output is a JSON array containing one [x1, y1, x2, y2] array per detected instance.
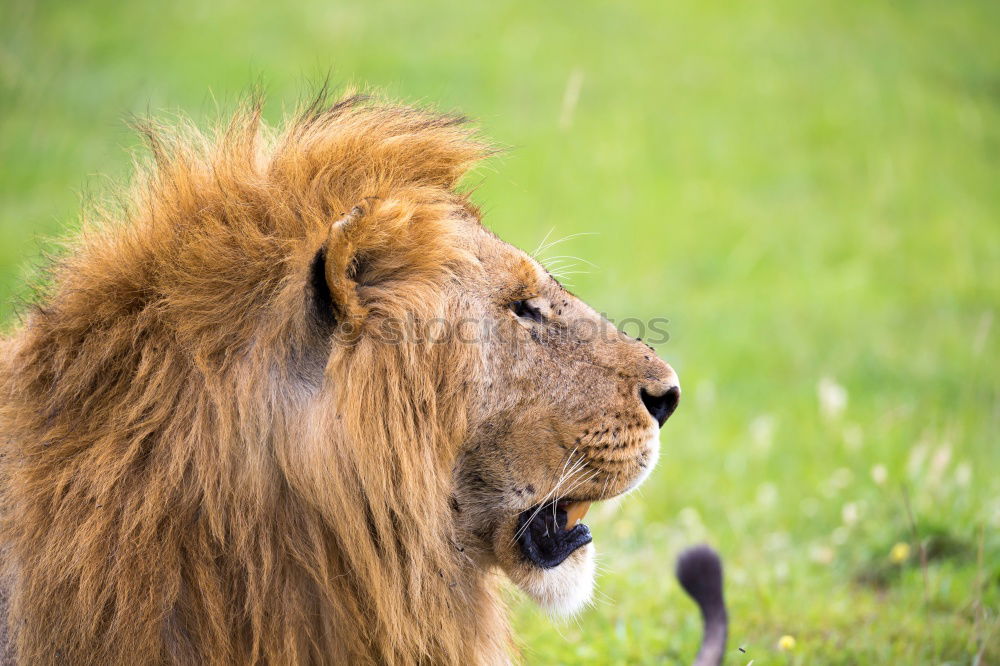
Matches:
[[509, 430, 659, 616], [516, 542, 596, 617]]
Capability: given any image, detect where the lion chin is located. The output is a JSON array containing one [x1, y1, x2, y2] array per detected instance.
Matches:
[[492, 429, 663, 618], [510, 543, 597, 616]]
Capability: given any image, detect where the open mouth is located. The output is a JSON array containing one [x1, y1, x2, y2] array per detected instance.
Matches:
[[516, 499, 594, 568]]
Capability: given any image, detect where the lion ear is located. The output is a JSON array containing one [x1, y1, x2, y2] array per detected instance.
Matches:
[[309, 205, 369, 329]]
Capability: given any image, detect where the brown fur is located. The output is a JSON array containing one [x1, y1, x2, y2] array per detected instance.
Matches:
[[0, 93, 679, 665]]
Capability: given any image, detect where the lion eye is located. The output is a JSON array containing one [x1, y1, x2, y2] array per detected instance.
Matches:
[[509, 299, 544, 324]]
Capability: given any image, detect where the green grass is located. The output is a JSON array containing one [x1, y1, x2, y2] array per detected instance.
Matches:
[[2, 0, 998, 662]]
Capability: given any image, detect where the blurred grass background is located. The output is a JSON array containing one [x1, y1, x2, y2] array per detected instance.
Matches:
[[2, 0, 998, 663]]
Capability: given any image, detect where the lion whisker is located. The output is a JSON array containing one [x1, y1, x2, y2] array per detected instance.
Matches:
[[541, 254, 598, 269], [531, 227, 556, 258], [531, 231, 597, 261], [512, 449, 584, 542], [548, 465, 599, 527]]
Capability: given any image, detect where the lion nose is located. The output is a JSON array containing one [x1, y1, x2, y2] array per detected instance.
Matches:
[[639, 385, 680, 427]]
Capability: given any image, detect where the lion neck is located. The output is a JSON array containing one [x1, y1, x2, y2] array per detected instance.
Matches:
[[0, 315, 511, 665]]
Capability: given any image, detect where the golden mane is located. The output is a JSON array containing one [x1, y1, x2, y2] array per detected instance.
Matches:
[[0, 94, 508, 664]]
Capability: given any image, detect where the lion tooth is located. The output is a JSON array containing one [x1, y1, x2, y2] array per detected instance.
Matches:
[[564, 501, 592, 530]]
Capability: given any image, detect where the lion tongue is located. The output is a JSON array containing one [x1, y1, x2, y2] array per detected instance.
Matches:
[[563, 501, 592, 531]]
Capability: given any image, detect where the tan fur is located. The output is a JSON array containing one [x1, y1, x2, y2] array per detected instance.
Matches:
[[0, 93, 678, 665]]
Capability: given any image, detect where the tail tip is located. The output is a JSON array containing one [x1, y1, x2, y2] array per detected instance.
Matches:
[[676, 544, 724, 608]]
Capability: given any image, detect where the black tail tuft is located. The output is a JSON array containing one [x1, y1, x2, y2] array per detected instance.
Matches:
[[676, 545, 728, 666]]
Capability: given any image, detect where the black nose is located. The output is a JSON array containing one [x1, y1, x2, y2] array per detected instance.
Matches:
[[640, 385, 680, 427]]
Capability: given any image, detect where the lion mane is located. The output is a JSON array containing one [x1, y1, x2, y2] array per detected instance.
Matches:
[[0, 95, 511, 664]]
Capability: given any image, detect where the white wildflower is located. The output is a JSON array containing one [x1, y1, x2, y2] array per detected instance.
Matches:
[[907, 442, 928, 479], [955, 462, 972, 486], [678, 506, 702, 528], [809, 543, 835, 565], [749, 414, 776, 454], [756, 483, 778, 508], [765, 532, 790, 551], [818, 376, 848, 420], [928, 444, 952, 483], [842, 423, 863, 451], [820, 468, 853, 498]]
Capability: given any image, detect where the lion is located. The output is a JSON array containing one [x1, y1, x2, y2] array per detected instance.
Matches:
[[0, 93, 688, 665]]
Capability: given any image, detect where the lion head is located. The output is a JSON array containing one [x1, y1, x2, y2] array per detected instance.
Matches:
[[0, 94, 678, 665], [446, 221, 680, 615]]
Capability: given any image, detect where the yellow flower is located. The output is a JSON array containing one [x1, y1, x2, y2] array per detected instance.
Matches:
[[777, 634, 796, 651], [890, 542, 911, 563]]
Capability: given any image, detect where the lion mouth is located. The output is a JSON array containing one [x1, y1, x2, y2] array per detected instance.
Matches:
[[516, 500, 593, 568]]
